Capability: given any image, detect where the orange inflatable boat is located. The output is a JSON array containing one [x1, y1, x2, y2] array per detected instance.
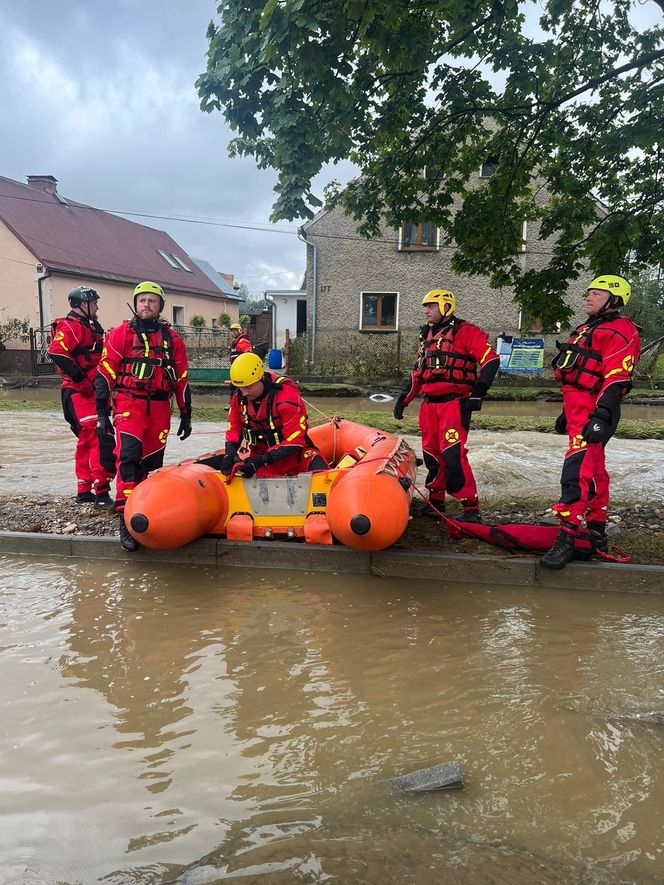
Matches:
[[124, 418, 417, 552]]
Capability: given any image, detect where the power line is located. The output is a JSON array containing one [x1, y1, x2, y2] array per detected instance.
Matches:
[[0, 185, 567, 258]]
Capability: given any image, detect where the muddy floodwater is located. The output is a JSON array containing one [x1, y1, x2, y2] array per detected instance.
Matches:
[[3, 388, 664, 421], [1, 557, 664, 884], [2, 410, 663, 503]]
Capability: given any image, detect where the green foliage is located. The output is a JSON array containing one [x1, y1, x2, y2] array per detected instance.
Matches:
[[198, 0, 664, 327], [0, 313, 30, 352], [236, 282, 251, 301], [189, 315, 207, 328], [218, 312, 232, 327], [624, 271, 664, 344], [243, 298, 269, 311]]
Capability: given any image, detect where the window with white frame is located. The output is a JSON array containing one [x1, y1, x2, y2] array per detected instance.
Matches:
[[399, 222, 438, 251], [360, 292, 398, 331], [479, 155, 500, 178], [172, 305, 185, 327], [157, 249, 193, 272]]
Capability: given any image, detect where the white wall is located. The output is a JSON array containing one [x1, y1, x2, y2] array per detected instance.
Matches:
[[267, 290, 305, 350]]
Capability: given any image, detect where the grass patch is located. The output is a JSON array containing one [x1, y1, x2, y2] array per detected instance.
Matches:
[[3, 398, 663, 439], [0, 398, 59, 412]]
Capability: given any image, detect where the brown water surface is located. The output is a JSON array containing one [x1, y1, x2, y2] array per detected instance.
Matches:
[[2, 387, 663, 420], [1, 557, 663, 883], [3, 411, 663, 502]]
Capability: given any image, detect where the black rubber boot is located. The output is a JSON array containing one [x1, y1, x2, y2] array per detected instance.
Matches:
[[587, 521, 609, 555], [95, 492, 113, 508], [457, 499, 481, 524], [540, 530, 576, 570], [118, 513, 140, 553], [75, 491, 95, 504], [420, 498, 445, 518]]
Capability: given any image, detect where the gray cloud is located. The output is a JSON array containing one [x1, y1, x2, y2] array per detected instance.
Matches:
[[0, 0, 340, 293]]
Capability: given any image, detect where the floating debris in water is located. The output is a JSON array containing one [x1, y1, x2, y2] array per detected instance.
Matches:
[[390, 761, 464, 792]]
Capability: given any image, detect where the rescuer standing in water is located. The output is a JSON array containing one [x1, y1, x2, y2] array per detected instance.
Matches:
[[48, 286, 115, 506], [541, 275, 640, 569], [393, 289, 499, 522], [95, 281, 192, 552]]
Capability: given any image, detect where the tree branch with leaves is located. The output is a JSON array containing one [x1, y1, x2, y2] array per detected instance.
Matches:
[[197, 0, 664, 326]]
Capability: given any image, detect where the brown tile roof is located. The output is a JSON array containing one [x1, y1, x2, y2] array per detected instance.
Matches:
[[0, 175, 225, 298]]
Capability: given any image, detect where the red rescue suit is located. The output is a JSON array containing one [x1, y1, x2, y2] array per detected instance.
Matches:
[[226, 372, 326, 476], [48, 311, 114, 495], [96, 319, 190, 510], [551, 311, 640, 527], [230, 333, 252, 363], [400, 317, 499, 507]]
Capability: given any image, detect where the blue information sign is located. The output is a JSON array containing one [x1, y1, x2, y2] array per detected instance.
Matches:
[[498, 337, 545, 373]]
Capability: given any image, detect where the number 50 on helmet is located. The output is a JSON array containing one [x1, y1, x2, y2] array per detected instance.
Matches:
[[586, 275, 631, 305], [422, 289, 456, 317]]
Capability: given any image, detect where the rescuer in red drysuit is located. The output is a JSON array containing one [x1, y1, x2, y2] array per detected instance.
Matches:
[[393, 288, 499, 522], [48, 286, 115, 506], [540, 275, 640, 569], [211, 352, 327, 478], [95, 281, 192, 552], [229, 323, 252, 363]]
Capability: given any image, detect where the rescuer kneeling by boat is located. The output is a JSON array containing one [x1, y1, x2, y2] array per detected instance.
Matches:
[[393, 289, 499, 522], [217, 353, 328, 478], [540, 275, 640, 570]]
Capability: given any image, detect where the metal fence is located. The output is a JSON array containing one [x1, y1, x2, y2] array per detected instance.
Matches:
[[287, 331, 664, 387], [177, 327, 233, 368], [288, 332, 413, 380]]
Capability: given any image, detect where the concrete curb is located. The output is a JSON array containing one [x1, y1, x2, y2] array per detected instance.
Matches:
[[1, 531, 663, 595]]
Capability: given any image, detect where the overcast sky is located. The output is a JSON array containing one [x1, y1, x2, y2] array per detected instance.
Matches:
[[0, 0, 351, 295]]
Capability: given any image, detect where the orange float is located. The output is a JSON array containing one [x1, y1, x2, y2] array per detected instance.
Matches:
[[124, 418, 417, 552]]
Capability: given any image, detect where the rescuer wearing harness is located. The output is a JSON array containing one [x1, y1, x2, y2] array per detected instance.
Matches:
[[95, 281, 192, 552], [540, 275, 640, 570], [229, 323, 252, 363], [217, 352, 327, 478], [48, 286, 115, 506], [393, 289, 499, 522]]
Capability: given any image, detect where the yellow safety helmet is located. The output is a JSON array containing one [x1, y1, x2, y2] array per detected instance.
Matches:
[[133, 280, 165, 310], [230, 323, 242, 330], [586, 275, 631, 306], [422, 288, 456, 317], [230, 352, 264, 387]]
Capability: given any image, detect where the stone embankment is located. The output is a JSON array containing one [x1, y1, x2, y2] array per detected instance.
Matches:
[[2, 495, 663, 564]]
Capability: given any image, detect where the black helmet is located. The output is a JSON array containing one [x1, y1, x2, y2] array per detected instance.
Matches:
[[68, 286, 99, 307]]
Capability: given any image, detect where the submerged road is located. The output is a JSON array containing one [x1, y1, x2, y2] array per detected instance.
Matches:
[[1, 410, 663, 503]]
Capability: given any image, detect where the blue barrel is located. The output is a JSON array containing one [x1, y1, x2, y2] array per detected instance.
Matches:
[[267, 348, 283, 370]]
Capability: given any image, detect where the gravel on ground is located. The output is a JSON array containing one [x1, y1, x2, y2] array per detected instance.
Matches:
[[2, 495, 663, 564]]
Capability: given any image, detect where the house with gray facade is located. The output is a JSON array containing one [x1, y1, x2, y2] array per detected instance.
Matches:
[[299, 176, 589, 375]]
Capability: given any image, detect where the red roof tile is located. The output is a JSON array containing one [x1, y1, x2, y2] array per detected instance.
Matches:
[[0, 175, 225, 298]]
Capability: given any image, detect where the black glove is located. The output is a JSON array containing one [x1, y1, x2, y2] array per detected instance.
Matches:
[[233, 455, 267, 478], [554, 412, 567, 434], [465, 397, 482, 413], [218, 453, 237, 474], [581, 409, 612, 444], [393, 396, 406, 420], [177, 412, 192, 440], [96, 411, 114, 443]]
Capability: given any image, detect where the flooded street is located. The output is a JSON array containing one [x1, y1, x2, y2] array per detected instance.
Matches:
[[1, 557, 664, 883], [2, 410, 663, 503]]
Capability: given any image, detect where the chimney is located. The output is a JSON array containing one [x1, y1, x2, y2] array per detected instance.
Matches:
[[27, 175, 58, 195]]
